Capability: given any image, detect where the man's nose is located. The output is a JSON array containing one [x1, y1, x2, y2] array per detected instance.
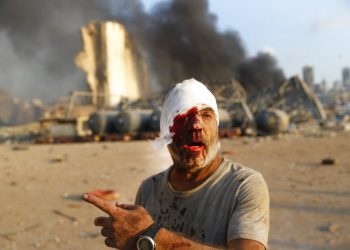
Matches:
[[189, 113, 203, 129]]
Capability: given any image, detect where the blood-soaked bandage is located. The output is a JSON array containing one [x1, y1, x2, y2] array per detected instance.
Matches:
[[155, 78, 219, 148]]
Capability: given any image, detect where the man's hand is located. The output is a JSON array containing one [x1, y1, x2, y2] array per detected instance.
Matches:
[[83, 194, 154, 249]]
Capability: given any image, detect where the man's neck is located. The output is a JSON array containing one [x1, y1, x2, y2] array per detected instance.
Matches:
[[169, 154, 223, 191]]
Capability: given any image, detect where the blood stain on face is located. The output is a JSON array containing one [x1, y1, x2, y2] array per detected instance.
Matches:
[[168, 106, 219, 171], [169, 107, 205, 150], [170, 107, 199, 142]]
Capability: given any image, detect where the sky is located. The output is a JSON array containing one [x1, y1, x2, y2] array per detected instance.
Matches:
[[142, 0, 350, 86]]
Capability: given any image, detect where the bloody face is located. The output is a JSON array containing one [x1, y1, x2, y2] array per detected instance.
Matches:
[[168, 106, 220, 173]]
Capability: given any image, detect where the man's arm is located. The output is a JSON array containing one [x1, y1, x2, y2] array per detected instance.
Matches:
[[155, 228, 265, 250], [84, 194, 265, 250], [155, 227, 221, 249], [85, 193, 219, 249], [227, 173, 269, 249], [228, 239, 265, 250]]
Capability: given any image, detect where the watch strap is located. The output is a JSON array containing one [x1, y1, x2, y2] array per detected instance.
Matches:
[[142, 222, 161, 239]]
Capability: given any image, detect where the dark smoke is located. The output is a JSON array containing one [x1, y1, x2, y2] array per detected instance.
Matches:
[[0, 0, 132, 103], [0, 0, 285, 103], [143, 0, 285, 89], [238, 52, 286, 92], [146, 0, 245, 85]]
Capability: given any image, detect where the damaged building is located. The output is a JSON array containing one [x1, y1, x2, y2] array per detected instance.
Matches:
[[0, 88, 44, 126], [75, 21, 150, 109]]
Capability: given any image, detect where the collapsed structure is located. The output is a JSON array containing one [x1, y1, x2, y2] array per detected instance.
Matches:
[[0, 89, 43, 126], [75, 21, 149, 108], [36, 21, 151, 140], [212, 80, 254, 127], [0, 20, 336, 143], [249, 76, 327, 123]]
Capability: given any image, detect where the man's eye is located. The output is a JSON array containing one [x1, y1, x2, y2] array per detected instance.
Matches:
[[202, 112, 212, 118]]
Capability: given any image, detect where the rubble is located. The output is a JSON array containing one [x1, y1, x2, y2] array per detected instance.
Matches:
[[88, 189, 119, 201], [319, 222, 341, 233], [0, 88, 44, 125], [248, 76, 327, 124], [11, 145, 29, 151], [321, 158, 336, 165]]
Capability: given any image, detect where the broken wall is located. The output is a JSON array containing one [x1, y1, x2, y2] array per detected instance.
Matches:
[[75, 21, 149, 108]]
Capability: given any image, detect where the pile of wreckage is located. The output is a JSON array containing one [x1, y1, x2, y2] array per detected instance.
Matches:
[[34, 75, 341, 144], [31, 21, 337, 143], [1, 20, 348, 143], [2, 75, 347, 144]]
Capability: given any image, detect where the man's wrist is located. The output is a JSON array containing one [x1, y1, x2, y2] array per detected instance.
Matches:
[[136, 223, 162, 250], [143, 222, 162, 239]]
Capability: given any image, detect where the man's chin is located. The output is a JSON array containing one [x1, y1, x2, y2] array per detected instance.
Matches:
[[170, 141, 220, 173], [180, 158, 206, 173]]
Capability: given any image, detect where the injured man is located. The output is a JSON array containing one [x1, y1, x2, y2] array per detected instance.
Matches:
[[84, 78, 270, 250]]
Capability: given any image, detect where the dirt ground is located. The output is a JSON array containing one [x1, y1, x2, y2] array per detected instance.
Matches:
[[0, 131, 349, 250]]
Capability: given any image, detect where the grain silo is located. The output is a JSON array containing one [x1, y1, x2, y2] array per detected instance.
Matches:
[[75, 21, 149, 108]]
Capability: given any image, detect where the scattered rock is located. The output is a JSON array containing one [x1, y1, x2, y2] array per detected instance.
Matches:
[[88, 189, 119, 201], [319, 222, 341, 233], [50, 157, 64, 163], [12, 145, 29, 151], [321, 158, 336, 165], [328, 223, 341, 233], [81, 231, 100, 238]]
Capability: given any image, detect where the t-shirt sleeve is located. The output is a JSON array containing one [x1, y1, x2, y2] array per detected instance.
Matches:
[[227, 173, 269, 248], [134, 180, 149, 206], [134, 186, 142, 205]]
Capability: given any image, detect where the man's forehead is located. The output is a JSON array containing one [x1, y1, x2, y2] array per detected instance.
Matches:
[[199, 107, 215, 113], [177, 106, 215, 115]]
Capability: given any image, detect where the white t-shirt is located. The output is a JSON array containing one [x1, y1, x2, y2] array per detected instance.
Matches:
[[135, 158, 269, 248]]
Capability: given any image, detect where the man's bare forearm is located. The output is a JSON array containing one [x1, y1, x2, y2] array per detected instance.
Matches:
[[155, 228, 222, 250], [155, 228, 265, 250]]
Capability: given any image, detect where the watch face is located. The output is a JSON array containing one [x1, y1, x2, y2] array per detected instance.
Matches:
[[137, 236, 155, 250]]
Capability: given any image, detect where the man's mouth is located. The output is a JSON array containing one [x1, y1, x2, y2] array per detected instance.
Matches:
[[183, 142, 206, 151]]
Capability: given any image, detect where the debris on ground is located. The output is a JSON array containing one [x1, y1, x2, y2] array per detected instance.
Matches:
[[88, 189, 119, 201], [321, 158, 336, 165]]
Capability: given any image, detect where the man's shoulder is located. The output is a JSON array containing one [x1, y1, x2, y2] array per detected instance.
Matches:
[[140, 168, 170, 189], [217, 158, 267, 194], [136, 168, 170, 205], [222, 157, 263, 180]]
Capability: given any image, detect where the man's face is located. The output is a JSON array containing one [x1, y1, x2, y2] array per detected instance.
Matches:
[[167, 106, 220, 173]]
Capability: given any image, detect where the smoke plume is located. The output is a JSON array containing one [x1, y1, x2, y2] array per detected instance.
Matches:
[[0, 0, 121, 103], [238, 52, 285, 92], [0, 0, 285, 103]]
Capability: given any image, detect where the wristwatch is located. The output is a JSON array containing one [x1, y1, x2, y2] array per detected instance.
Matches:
[[136, 223, 161, 250]]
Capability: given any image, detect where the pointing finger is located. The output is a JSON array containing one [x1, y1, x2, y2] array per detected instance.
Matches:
[[105, 238, 116, 248], [94, 216, 114, 228], [116, 203, 138, 210], [101, 227, 115, 238], [83, 194, 115, 215]]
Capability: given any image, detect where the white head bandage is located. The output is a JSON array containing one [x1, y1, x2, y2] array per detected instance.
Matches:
[[155, 78, 219, 148]]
